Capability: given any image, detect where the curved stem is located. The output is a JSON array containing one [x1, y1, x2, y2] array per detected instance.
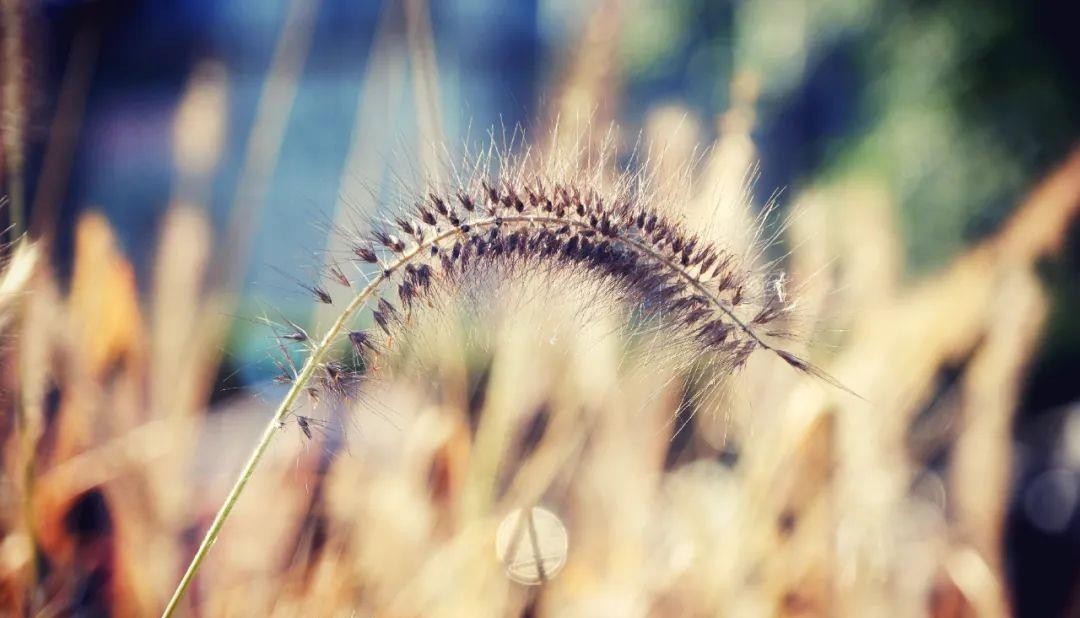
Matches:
[[162, 228, 458, 616], [162, 212, 751, 615]]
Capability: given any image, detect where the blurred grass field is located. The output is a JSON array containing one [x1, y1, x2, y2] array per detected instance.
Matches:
[[2, 1, 1079, 616]]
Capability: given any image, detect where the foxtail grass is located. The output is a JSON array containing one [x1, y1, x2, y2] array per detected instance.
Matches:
[[163, 172, 848, 615]]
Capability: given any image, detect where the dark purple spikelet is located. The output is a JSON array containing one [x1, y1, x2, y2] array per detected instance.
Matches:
[[398, 281, 416, 310], [373, 230, 406, 253], [430, 193, 449, 217], [395, 217, 415, 236], [457, 191, 475, 211], [283, 330, 307, 342], [439, 253, 454, 273], [315, 361, 364, 401], [483, 181, 499, 205], [355, 245, 379, 263], [378, 297, 400, 320], [297, 415, 314, 440], [699, 251, 717, 273], [329, 264, 350, 287], [348, 330, 377, 355], [312, 285, 333, 305], [372, 230, 391, 248], [731, 286, 744, 306], [372, 310, 391, 336], [418, 207, 437, 227]]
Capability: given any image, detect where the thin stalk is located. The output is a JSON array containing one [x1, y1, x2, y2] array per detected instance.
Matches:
[[162, 213, 753, 615], [163, 219, 481, 616]]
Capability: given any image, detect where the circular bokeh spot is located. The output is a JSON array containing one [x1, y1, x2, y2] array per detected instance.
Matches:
[[495, 506, 569, 585]]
